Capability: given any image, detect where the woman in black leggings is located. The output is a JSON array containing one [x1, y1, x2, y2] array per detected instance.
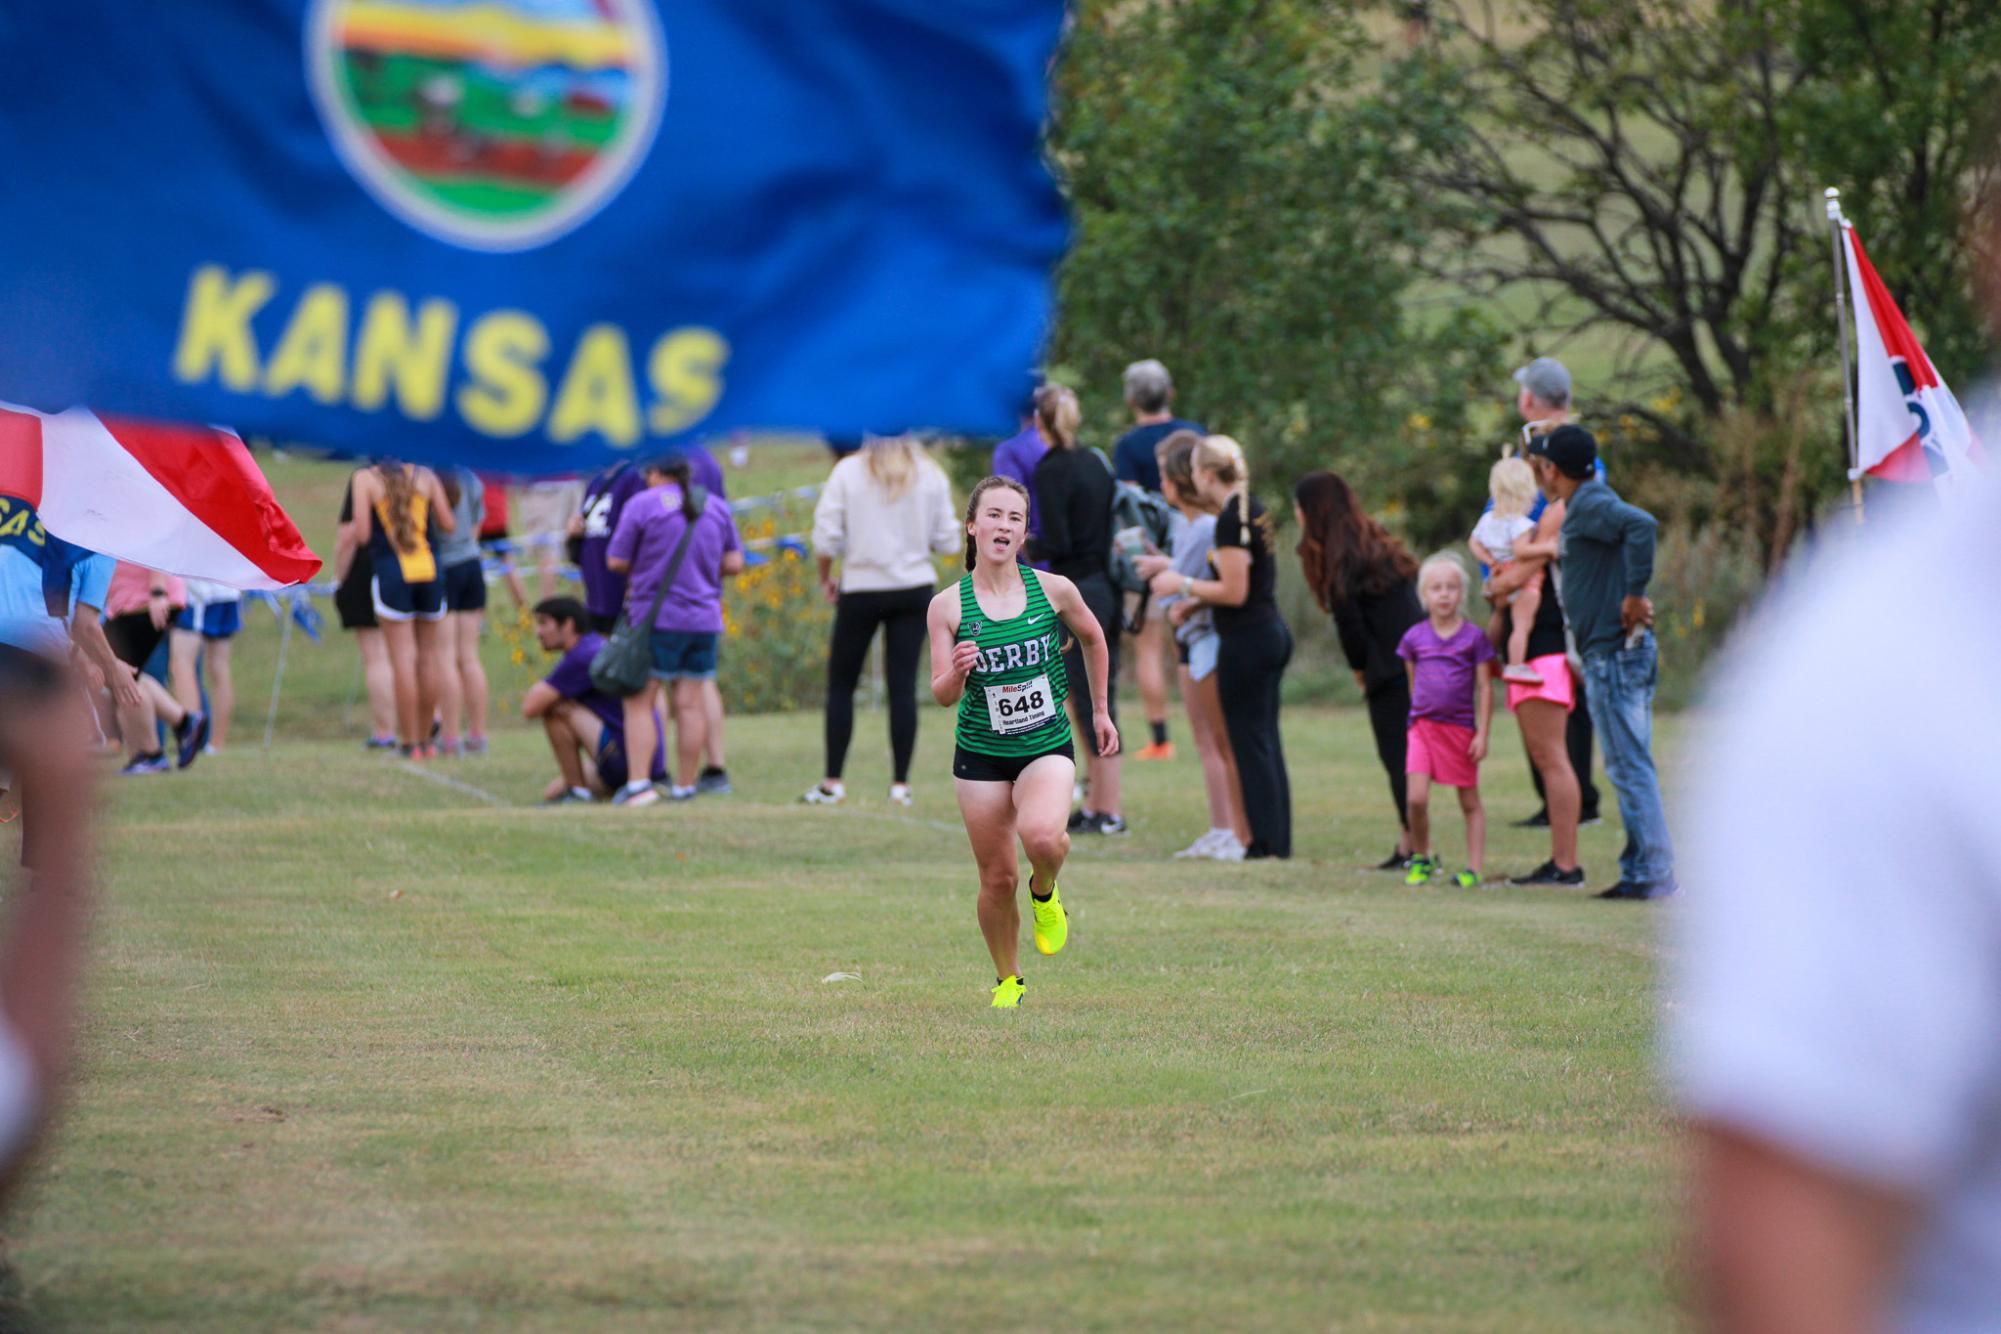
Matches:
[[805, 439, 961, 806], [1293, 471, 1422, 868], [1150, 435, 1292, 858]]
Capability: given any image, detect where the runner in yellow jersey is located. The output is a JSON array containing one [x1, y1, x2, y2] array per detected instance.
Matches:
[[927, 476, 1119, 1009]]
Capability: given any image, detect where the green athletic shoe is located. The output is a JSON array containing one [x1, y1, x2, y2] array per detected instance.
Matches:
[[1453, 868, 1482, 889], [1403, 856, 1436, 886], [991, 975, 1025, 1009], [1030, 878, 1068, 956]]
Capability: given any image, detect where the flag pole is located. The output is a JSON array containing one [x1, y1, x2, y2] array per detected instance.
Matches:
[[1826, 188, 1865, 524], [262, 593, 296, 752]]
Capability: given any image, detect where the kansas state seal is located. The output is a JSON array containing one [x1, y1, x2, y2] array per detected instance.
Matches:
[[307, 0, 667, 251]]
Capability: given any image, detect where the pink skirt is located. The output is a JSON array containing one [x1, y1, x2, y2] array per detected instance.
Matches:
[[1504, 653, 1575, 714]]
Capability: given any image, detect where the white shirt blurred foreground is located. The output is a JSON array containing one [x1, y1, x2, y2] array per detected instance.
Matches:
[[1671, 473, 2001, 1330]]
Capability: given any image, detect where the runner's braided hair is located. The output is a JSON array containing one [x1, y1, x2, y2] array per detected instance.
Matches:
[[963, 475, 1031, 571]]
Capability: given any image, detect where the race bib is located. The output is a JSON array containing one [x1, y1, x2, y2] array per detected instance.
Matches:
[[984, 674, 1057, 736]]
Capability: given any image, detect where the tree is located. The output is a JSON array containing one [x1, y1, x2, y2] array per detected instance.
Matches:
[[1393, 0, 2001, 445], [1048, 0, 1504, 542]]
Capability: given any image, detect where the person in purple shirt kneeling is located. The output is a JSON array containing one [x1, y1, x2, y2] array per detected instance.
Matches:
[[522, 596, 665, 802], [605, 455, 744, 806]]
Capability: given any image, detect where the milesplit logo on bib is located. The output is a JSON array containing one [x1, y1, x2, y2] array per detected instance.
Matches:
[[307, 0, 668, 252]]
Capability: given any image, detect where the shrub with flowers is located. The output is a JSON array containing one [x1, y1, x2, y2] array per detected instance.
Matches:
[[721, 507, 834, 713]]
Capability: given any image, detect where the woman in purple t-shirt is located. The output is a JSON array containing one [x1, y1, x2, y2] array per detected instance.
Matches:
[[1394, 553, 1496, 888], [605, 456, 744, 806]]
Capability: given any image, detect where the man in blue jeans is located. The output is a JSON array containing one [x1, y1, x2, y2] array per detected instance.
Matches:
[[1527, 425, 1676, 900]]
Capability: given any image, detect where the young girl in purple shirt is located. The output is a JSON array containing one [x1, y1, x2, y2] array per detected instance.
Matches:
[[1395, 553, 1496, 887]]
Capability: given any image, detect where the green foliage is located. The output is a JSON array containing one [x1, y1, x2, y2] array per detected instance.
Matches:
[[1048, 0, 1504, 529]]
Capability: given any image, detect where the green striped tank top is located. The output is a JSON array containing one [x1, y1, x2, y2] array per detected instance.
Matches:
[[953, 568, 1072, 757]]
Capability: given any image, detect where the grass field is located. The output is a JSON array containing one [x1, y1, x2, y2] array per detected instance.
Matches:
[[1, 703, 1680, 1329]]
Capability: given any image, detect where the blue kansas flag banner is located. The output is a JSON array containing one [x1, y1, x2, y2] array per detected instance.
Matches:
[[0, 1, 1067, 473]]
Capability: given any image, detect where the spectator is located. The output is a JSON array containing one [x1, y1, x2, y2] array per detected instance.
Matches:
[[521, 596, 664, 801], [1529, 425, 1673, 899], [333, 469, 397, 749], [99, 562, 183, 688], [168, 579, 241, 755], [1136, 430, 1248, 859], [1030, 384, 1126, 834], [1394, 554, 1495, 888], [990, 412, 1048, 546], [1113, 359, 1204, 762], [804, 438, 960, 806], [99, 563, 206, 773], [575, 460, 649, 634], [475, 473, 528, 610], [1492, 446, 1586, 889], [671, 445, 734, 795], [1506, 358, 1603, 827], [1293, 470, 1423, 869], [1149, 435, 1292, 859], [350, 460, 455, 758], [605, 456, 744, 806], [433, 466, 490, 756]]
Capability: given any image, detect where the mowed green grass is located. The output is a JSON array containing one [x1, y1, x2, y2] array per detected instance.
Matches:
[[3, 706, 1678, 1330]]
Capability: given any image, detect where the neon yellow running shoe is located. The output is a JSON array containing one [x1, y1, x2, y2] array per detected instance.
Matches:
[[1030, 878, 1068, 956], [991, 975, 1025, 1008]]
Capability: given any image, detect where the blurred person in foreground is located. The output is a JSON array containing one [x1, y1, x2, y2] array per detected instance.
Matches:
[[1674, 465, 2001, 1328], [0, 513, 119, 1197]]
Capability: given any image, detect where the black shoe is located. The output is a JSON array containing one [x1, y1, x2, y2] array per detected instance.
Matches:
[[1579, 811, 1604, 827], [1512, 810, 1550, 829], [1600, 880, 1678, 901], [1374, 850, 1411, 871], [1508, 860, 1585, 887], [1095, 813, 1129, 836], [1068, 808, 1098, 833]]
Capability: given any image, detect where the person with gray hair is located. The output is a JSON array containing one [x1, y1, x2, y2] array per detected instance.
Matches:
[[1113, 358, 1204, 762]]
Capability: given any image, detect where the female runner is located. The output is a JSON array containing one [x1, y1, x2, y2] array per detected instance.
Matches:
[[929, 476, 1119, 1008]]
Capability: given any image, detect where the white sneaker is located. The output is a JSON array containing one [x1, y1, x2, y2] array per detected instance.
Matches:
[[801, 782, 845, 805], [887, 783, 913, 807], [1174, 829, 1224, 859], [1208, 836, 1247, 862]]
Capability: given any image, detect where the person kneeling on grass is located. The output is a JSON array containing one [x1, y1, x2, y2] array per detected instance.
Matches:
[[1395, 553, 1496, 887], [521, 597, 664, 803]]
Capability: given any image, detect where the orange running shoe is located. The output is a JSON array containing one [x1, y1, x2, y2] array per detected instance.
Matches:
[[1133, 741, 1175, 761]]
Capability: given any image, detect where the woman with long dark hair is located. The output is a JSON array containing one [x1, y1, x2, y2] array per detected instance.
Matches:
[[1294, 471, 1423, 868]]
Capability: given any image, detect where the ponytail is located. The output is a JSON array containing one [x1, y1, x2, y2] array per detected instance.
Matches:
[[1033, 384, 1080, 451]]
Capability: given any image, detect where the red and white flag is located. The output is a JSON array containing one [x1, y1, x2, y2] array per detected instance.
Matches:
[[0, 403, 318, 589], [1842, 224, 1981, 487]]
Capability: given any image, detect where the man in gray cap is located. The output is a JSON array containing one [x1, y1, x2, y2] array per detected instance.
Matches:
[[1499, 357, 1601, 828]]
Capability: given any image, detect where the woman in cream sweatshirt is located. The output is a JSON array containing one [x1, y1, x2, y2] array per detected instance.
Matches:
[[804, 439, 961, 806]]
